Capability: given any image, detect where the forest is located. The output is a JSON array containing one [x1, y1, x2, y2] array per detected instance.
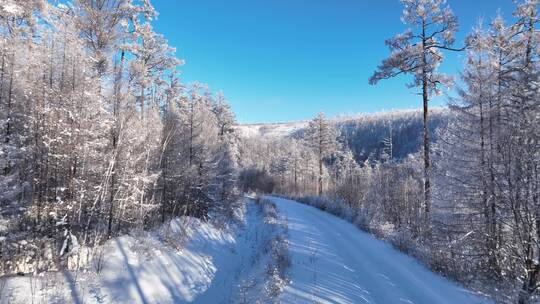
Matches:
[[238, 1, 540, 302], [0, 0, 238, 277], [0, 0, 539, 303]]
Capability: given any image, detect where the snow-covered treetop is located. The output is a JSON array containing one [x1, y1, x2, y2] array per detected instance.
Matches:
[[370, 0, 462, 97]]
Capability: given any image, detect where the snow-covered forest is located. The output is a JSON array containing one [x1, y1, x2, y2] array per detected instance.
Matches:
[[238, 1, 540, 303], [0, 0, 539, 303], [0, 0, 239, 282]]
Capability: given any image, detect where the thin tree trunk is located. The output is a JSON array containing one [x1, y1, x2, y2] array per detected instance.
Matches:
[[318, 119, 324, 196], [107, 49, 125, 238], [3, 56, 14, 175], [421, 20, 431, 222]]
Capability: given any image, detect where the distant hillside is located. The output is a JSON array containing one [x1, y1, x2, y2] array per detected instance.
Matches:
[[234, 121, 309, 139], [335, 108, 450, 162], [236, 108, 451, 163]]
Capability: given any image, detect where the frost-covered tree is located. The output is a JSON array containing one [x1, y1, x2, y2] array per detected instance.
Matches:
[[126, 23, 180, 119], [213, 91, 236, 138], [158, 83, 238, 220], [502, 2, 540, 302], [0, 0, 238, 275], [434, 22, 502, 280], [370, 0, 463, 222], [434, 2, 540, 301], [306, 113, 337, 196]]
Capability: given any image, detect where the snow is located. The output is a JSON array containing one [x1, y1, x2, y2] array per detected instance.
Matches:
[[1, 200, 279, 304], [1, 2, 22, 15], [235, 121, 309, 139], [2, 196, 493, 303], [234, 108, 448, 139], [266, 196, 491, 304]]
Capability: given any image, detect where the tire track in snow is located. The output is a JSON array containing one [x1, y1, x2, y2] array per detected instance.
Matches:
[[269, 197, 490, 304]]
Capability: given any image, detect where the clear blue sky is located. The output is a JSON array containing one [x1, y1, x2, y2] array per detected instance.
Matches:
[[151, 0, 515, 123]]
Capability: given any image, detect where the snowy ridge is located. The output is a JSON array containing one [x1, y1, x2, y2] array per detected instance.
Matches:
[[234, 121, 309, 139], [235, 107, 449, 140]]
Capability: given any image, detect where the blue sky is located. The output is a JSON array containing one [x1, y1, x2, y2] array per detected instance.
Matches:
[[151, 0, 515, 123]]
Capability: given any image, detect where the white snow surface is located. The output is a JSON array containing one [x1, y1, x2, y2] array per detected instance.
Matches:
[[1, 200, 276, 304], [267, 196, 491, 304], [2, 196, 492, 303], [234, 121, 308, 139], [1, 2, 22, 15]]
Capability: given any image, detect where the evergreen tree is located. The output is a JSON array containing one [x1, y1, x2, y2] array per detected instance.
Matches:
[[370, 0, 463, 223], [306, 113, 337, 196]]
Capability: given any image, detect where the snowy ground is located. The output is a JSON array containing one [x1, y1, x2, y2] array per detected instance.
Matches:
[[0, 198, 285, 304], [1, 196, 494, 304], [267, 196, 491, 304]]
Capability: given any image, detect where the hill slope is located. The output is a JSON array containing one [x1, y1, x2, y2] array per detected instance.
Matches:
[[236, 108, 450, 162]]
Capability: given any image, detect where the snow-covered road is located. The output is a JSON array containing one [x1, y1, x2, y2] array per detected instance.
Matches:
[[269, 197, 490, 304]]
